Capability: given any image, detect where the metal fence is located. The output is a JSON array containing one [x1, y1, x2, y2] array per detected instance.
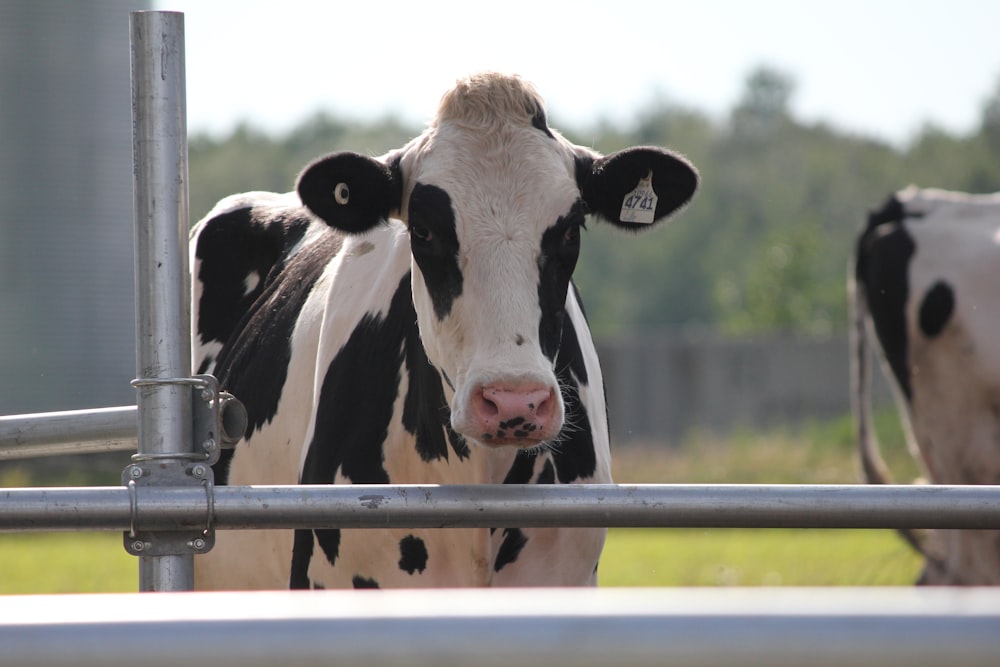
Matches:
[[2, 10, 1000, 667]]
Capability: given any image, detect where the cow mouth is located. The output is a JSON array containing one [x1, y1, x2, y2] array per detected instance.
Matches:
[[476, 419, 551, 448], [477, 430, 547, 449]]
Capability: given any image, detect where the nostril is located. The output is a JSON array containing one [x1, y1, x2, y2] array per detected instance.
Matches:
[[533, 390, 554, 420], [474, 390, 499, 418]]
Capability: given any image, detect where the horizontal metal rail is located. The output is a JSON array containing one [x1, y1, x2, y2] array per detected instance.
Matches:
[[2, 483, 999, 533], [0, 406, 137, 460], [2, 587, 999, 667]]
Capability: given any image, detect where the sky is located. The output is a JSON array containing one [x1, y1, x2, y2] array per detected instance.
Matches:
[[158, 0, 1000, 148]]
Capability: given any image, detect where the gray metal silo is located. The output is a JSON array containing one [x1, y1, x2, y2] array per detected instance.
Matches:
[[0, 0, 152, 414]]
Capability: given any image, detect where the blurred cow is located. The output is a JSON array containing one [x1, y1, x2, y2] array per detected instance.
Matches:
[[851, 186, 1000, 585]]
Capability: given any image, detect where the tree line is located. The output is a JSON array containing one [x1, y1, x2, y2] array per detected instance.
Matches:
[[188, 66, 1000, 339]]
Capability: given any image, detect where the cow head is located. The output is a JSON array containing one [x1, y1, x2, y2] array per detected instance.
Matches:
[[297, 73, 697, 448]]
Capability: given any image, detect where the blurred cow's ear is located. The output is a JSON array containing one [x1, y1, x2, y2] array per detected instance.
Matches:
[[297, 151, 403, 234], [576, 147, 698, 232]]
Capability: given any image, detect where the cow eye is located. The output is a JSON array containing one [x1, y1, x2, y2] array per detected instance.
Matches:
[[410, 224, 433, 242]]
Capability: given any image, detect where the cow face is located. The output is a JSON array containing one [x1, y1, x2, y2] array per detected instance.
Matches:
[[297, 74, 697, 448]]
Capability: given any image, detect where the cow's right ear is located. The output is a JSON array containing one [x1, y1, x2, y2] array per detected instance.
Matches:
[[297, 151, 403, 234]]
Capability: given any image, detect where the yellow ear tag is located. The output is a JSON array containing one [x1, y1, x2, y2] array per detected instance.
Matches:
[[619, 171, 657, 224]]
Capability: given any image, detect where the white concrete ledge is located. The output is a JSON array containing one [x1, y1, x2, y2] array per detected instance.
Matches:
[[2, 588, 999, 667]]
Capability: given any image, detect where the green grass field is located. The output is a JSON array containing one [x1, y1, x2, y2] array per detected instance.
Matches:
[[600, 528, 919, 586], [0, 532, 136, 594], [0, 411, 925, 593], [0, 526, 920, 594]]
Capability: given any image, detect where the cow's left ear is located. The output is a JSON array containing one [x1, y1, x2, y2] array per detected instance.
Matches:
[[577, 147, 698, 232], [297, 151, 403, 234]]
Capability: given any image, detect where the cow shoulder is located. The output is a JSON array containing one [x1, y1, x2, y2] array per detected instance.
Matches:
[[192, 192, 318, 366], [192, 193, 343, 481]]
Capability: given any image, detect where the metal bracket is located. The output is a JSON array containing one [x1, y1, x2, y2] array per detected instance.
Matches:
[[122, 374, 246, 557]]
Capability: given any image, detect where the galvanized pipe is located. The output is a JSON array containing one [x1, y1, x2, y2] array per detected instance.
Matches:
[[2, 484, 999, 533], [130, 10, 193, 592], [0, 398, 245, 460], [0, 406, 137, 460], [2, 588, 999, 667]]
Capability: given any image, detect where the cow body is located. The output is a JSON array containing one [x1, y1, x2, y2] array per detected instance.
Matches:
[[191, 73, 698, 589], [851, 186, 1000, 585]]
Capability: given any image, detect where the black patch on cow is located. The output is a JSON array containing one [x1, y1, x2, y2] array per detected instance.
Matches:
[[445, 423, 471, 460], [536, 458, 556, 484], [398, 535, 429, 575], [551, 314, 598, 483], [300, 275, 422, 488], [289, 528, 316, 589], [866, 193, 907, 228], [314, 528, 343, 568], [194, 206, 311, 349], [855, 195, 916, 401], [918, 281, 955, 338], [352, 575, 381, 589], [402, 301, 471, 462], [290, 527, 341, 588], [537, 201, 587, 360], [494, 528, 529, 572], [502, 451, 538, 485], [214, 231, 339, 428], [408, 183, 463, 320], [206, 220, 341, 484]]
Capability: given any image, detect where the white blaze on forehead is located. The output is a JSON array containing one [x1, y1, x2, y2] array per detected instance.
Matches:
[[396, 73, 594, 445], [409, 128, 579, 357]]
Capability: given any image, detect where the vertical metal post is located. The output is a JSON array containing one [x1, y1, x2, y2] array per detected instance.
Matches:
[[130, 10, 193, 592]]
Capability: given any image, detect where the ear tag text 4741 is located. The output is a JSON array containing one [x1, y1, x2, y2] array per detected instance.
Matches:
[[619, 171, 657, 225]]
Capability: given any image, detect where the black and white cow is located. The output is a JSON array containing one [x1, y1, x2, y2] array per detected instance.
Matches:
[[191, 73, 698, 589], [851, 186, 1000, 585]]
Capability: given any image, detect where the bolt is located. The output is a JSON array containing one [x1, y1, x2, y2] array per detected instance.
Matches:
[[128, 466, 143, 479], [131, 540, 145, 553], [191, 464, 207, 478], [202, 438, 217, 453], [191, 538, 206, 551]]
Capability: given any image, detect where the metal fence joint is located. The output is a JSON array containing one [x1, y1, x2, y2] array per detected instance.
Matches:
[[121, 374, 244, 557]]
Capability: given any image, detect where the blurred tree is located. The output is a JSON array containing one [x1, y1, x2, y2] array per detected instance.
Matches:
[[730, 65, 795, 140], [979, 74, 1000, 154], [715, 219, 842, 336], [967, 75, 1000, 192]]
